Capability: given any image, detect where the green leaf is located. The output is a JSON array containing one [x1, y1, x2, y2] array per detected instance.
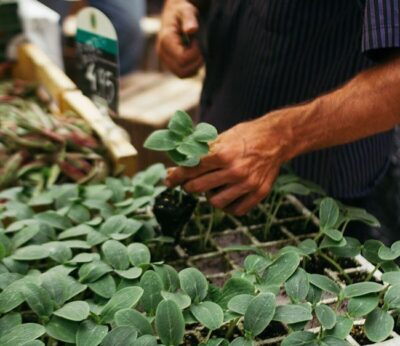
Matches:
[[244, 293, 276, 337], [244, 255, 271, 275], [69, 252, 100, 263], [22, 283, 54, 317], [12, 224, 40, 249], [54, 301, 90, 321], [162, 291, 191, 309], [329, 237, 361, 258], [102, 240, 129, 270], [273, 304, 313, 325], [35, 211, 72, 230], [307, 285, 322, 308], [78, 260, 113, 283], [139, 270, 164, 315], [12, 245, 49, 261], [343, 282, 383, 298], [115, 309, 153, 336], [192, 123, 218, 142], [88, 274, 116, 299], [315, 304, 336, 329], [0, 313, 22, 337], [115, 267, 143, 280], [191, 301, 224, 330], [319, 198, 340, 230], [22, 341, 45, 346], [285, 268, 309, 303], [68, 204, 91, 224], [168, 150, 201, 167], [227, 294, 254, 315], [298, 239, 318, 255], [323, 229, 343, 242], [62, 240, 90, 249], [362, 240, 384, 265], [153, 264, 180, 292], [382, 271, 400, 285], [144, 129, 179, 151], [100, 215, 129, 236], [378, 241, 400, 261], [156, 300, 185, 346], [344, 206, 380, 227], [319, 236, 347, 249], [229, 337, 253, 346], [262, 252, 300, 286], [133, 335, 158, 346], [364, 308, 394, 343], [320, 336, 350, 346], [87, 230, 108, 247], [106, 177, 126, 203], [384, 284, 400, 309], [217, 278, 255, 309], [0, 323, 45, 346], [168, 110, 194, 137], [348, 294, 379, 318], [177, 137, 209, 157], [43, 241, 73, 263], [326, 316, 353, 340], [0, 273, 22, 290], [281, 331, 317, 346], [308, 274, 340, 295], [179, 268, 208, 303], [127, 243, 151, 266], [45, 316, 79, 343], [100, 286, 144, 323], [76, 320, 108, 346], [100, 326, 138, 346]]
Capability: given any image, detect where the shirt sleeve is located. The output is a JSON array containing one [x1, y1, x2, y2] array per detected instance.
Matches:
[[362, 0, 400, 59]]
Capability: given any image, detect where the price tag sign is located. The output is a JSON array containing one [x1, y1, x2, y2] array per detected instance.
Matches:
[[76, 7, 119, 116]]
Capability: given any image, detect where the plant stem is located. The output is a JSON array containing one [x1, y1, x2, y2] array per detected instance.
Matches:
[[263, 193, 283, 239], [318, 251, 352, 284], [225, 318, 240, 339], [203, 207, 215, 250], [204, 329, 212, 343], [178, 187, 183, 204], [341, 220, 350, 234]]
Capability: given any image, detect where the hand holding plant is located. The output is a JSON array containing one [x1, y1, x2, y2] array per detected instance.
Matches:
[[165, 117, 286, 216]]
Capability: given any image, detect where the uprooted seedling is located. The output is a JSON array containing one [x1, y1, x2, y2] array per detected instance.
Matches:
[[144, 110, 218, 241]]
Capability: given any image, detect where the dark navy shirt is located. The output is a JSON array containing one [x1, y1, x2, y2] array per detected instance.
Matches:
[[199, 0, 400, 199]]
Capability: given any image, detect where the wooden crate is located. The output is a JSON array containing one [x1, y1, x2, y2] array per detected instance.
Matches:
[[12, 43, 137, 175], [118, 71, 202, 170]]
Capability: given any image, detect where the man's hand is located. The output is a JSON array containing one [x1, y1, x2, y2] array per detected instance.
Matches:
[[157, 0, 204, 78], [165, 117, 290, 215]]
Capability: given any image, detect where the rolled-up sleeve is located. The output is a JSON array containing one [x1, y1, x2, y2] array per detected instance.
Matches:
[[362, 0, 400, 59]]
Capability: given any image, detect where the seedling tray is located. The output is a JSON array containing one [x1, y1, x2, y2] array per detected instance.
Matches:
[[160, 195, 399, 346]]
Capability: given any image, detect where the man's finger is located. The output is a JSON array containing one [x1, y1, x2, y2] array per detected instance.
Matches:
[[162, 51, 203, 78], [208, 183, 250, 210], [166, 150, 225, 187], [183, 169, 234, 193], [226, 179, 274, 216], [161, 33, 201, 62]]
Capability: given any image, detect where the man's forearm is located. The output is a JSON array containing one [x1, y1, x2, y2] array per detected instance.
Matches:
[[259, 55, 400, 163]]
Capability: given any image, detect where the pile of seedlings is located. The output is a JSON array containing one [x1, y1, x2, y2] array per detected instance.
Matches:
[[0, 111, 399, 345], [0, 78, 116, 192]]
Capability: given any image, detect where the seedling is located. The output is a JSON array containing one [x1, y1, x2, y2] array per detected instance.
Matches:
[[144, 110, 218, 244], [144, 110, 218, 167]]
